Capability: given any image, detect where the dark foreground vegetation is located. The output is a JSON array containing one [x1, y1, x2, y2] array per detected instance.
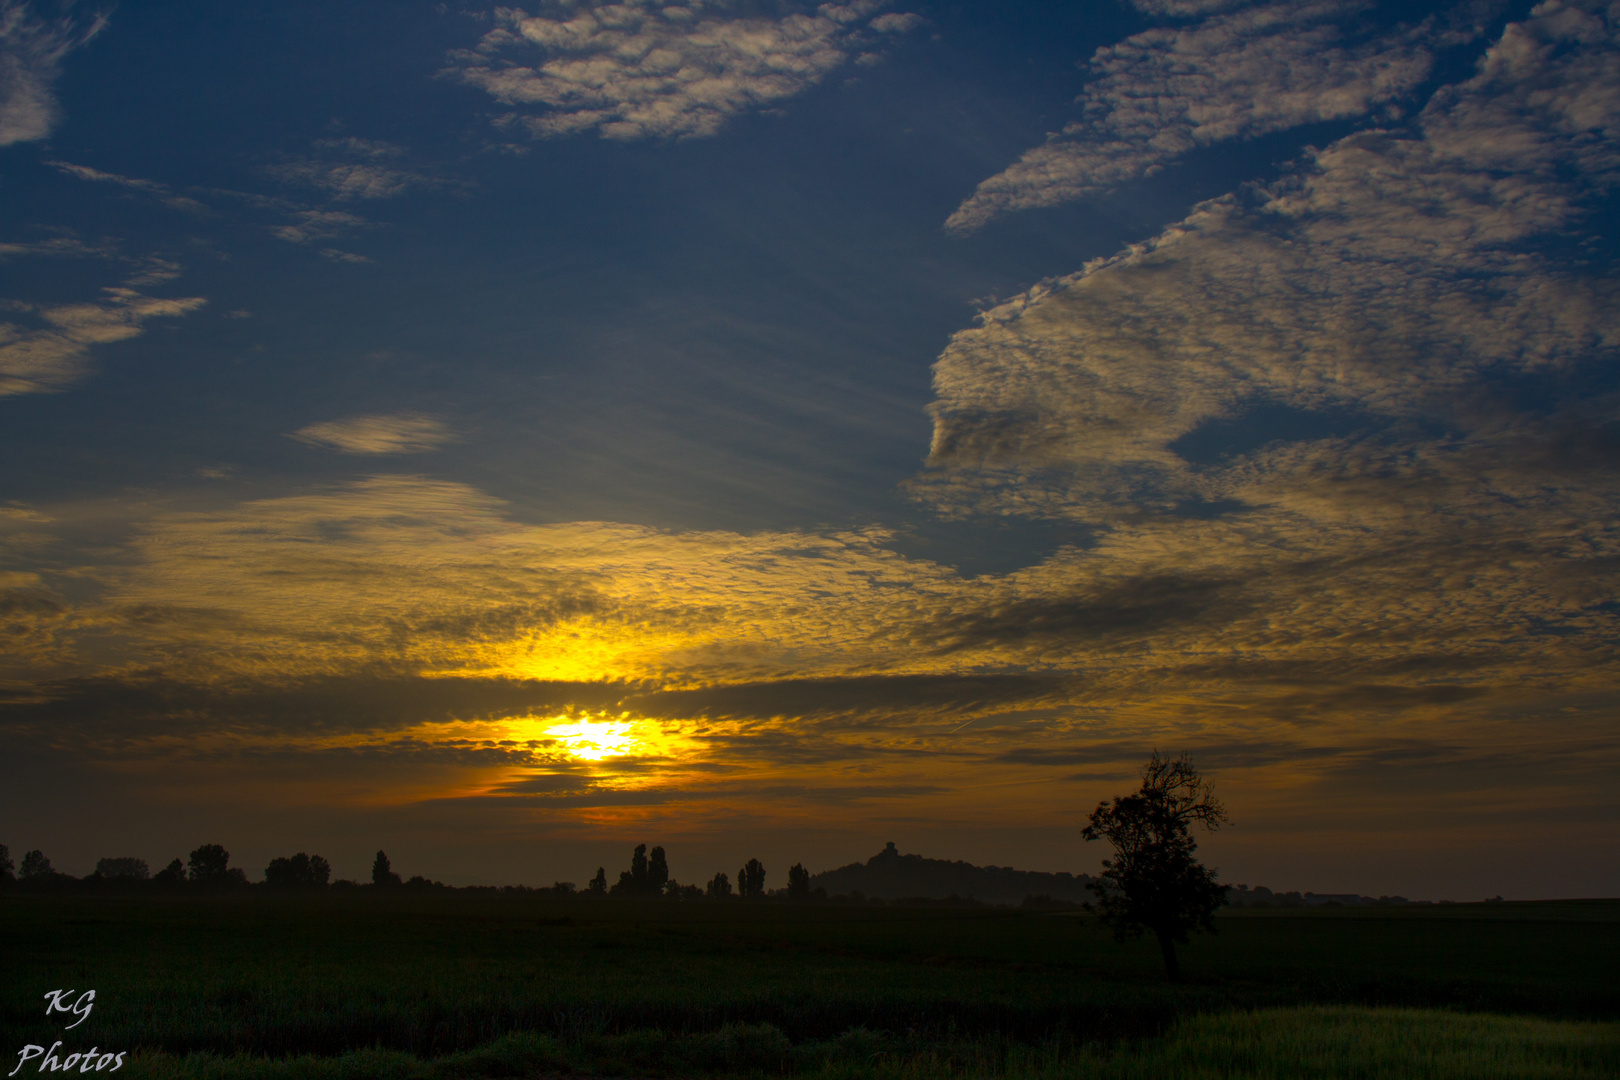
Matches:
[[2, 891, 1616, 1078]]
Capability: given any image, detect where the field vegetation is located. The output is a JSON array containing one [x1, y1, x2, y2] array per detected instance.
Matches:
[[2, 892, 1616, 1078]]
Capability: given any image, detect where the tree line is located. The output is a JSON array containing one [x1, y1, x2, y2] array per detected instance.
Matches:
[[0, 842, 818, 901], [578, 844, 812, 900], [0, 843, 341, 891]]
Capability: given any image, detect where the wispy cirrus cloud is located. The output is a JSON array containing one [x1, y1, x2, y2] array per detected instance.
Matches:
[[946, 0, 1504, 232], [447, 0, 926, 140], [0, 283, 206, 397], [268, 209, 372, 244], [0, 0, 106, 146], [46, 159, 213, 214], [1127, 0, 1264, 16], [0, 234, 116, 259], [0, 235, 201, 396], [289, 412, 456, 455], [268, 137, 453, 201]]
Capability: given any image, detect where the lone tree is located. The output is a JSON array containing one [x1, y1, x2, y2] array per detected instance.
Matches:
[[1082, 752, 1229, 980], [587, 867, 607, 895], [20, 850, 53, 880], [706, 871, 732, 899], [787, 862, 810, 900]]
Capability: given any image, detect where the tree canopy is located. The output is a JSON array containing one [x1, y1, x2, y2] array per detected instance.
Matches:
[[1082, 752, 1229, 980], [265, 852, 332, 889], [738, 858, 766, 899]]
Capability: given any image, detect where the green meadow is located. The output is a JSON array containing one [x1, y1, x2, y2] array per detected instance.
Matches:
[[3, 894, 1616, 1078]]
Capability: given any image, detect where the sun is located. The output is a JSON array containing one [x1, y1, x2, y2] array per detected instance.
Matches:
[[537, 717, 637, 761]]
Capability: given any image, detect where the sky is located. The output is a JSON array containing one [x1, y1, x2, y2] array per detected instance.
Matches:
[[1, 0, 1616, 900]]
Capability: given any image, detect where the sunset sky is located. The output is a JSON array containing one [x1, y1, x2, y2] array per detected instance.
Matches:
[[2, 0, 1616, 900]]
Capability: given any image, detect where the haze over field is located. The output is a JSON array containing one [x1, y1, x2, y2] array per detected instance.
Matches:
[[1, 0, 1617, 900]]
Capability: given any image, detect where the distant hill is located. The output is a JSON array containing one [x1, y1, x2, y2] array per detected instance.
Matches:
[[808, 843, 1095, 905]]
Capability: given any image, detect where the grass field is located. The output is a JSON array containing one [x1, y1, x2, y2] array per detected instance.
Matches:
[[3, 894, 1617, 1077]]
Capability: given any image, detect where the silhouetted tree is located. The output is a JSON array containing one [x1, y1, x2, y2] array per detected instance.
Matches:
[[649, 846, 670, 893], [265, 852, 332, 888], [614, 844, 646, 894], [372, 850, 402, 887], [613, 844, 672, 896], [154, 858, 186, 885], [738, 858, 766, 899], [1082, 752, 1229, 981], [706, 871, 732, 899], [587, 867, 607, 894], [187, 844, 231, 884], [20, 849, 52, 879], [95, 858, 150, 880], [787, 863, 810, 900], [631, 844, 649, 888], [0, 844, 13, 884]]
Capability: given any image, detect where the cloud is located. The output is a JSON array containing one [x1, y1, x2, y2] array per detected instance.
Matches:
[[0, 457, 1614, 851], [268, 209, 372, 244], [0, 242, 200, 396], [289, 412, 455, 454], [908, 0, 1620, 712], [46, 160, 214, 214], [268, 138, 451, 201], [446, 0, 925, 140], [627, 673, 1068, 721], [12, 0, 1620, 810], [869, 12, 925, 33], [946, 0, 1502, 232], [0, 571, 69, 673], [1129, 0, 1253, 15], [0, 235, 116, 259], [924, 0, 1620, 511], [0, 283, 206, 397], [0, 0, 106, 146], [0, 673, 630, 743]]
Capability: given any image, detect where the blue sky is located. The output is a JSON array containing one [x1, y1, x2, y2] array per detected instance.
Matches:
[[2, 0, 1617, 898]]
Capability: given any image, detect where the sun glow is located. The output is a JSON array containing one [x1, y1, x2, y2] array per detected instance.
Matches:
[[495, 711, 697, 766], [542, 717, 637, 761]]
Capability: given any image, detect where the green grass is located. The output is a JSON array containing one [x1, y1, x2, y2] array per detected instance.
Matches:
[[3, 894, 1616, 1077], [115, 1009, 1620, 1079]]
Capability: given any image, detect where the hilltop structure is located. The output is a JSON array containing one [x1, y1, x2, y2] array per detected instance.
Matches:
[[809, 843, 1096, 905]]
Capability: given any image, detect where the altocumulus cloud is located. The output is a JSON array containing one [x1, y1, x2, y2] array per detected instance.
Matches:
[[924, 0, 1619, 511], [946, 0, 1504, 232], [913, 0, 1620, 713], [0, 0, 106, 146], [289, 412, 456, 454], [447, 0, 925, 140]]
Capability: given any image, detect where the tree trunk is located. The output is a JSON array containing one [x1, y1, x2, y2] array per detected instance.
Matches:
[[1155, 929, 1181, 981]]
